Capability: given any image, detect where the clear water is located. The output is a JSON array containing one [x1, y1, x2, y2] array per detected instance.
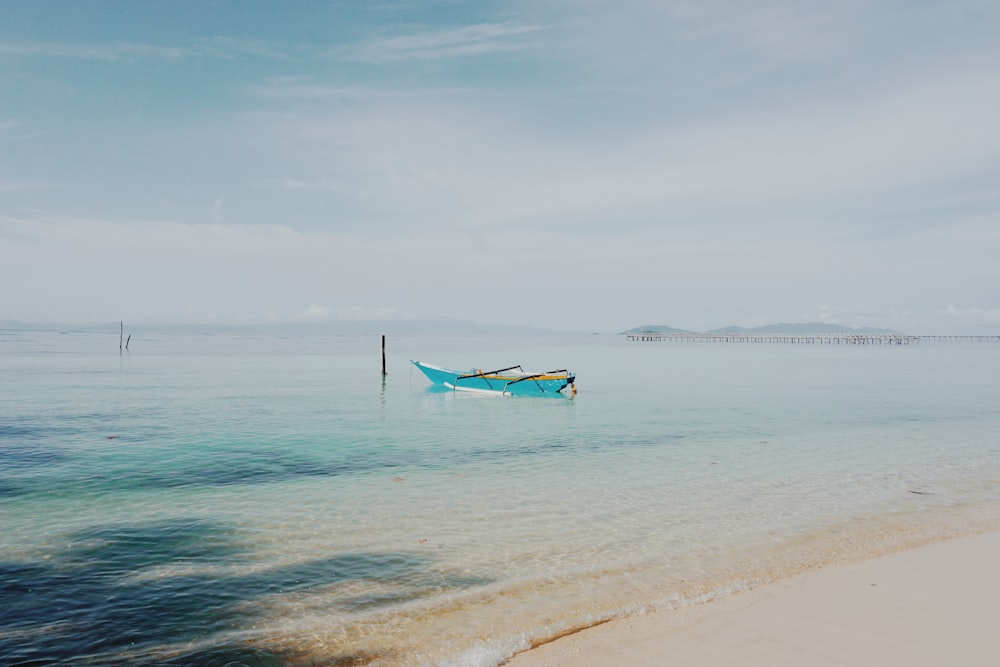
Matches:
[[2, 326, 999, 666]]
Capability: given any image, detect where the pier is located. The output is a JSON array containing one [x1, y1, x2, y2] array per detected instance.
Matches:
[[625, 332, 922, 345], [626, 333, 1000, 345], [919, 335, 1000, 343]]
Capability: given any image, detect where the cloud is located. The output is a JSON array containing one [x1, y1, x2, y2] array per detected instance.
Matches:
[[349, 22, 543, 61], [0, 37, 290, 62], [245, 58, 1000, 238], [942, 305, 1000, 325], [199, 37, 292, 61], [0, 40, 186, 61], [3, 2, 999, 332], [0, 181, 49, 193], [0, 118, 51, 140], [649, 1, 854, 62], [253, 178, 343, 192], [241, 76, 474, 102], [808, 303, 915, 329], [0, 214, 422, 324], [1, 205, 996, 332], [242, 77, 400, 101], [297, 303, 332, 321]]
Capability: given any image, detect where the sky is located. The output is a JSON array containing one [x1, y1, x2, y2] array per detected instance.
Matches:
[[1, 0, 999, 334]]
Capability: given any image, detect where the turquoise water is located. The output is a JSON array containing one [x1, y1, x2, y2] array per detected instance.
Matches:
[[2, 326, 1000, 666]]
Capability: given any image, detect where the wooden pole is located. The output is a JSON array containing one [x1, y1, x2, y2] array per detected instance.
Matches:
[[382, 335, 387, 376], [120, 321, 123, 353]]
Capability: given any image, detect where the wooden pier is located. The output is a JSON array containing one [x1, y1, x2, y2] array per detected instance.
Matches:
[[625, 332, 922, 345], [919, 335, 1000, 343]]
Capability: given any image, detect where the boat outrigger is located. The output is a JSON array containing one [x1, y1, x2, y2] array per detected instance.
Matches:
[[411, 361, 576, 396]]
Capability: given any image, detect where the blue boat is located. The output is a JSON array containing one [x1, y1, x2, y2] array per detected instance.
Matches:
[[411, 361, 576, 396]]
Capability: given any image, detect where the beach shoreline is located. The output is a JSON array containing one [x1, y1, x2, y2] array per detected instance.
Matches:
[[504, 530, 1000, 666]]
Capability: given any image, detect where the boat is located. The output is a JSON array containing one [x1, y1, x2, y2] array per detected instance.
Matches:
[[411, 360, 576, 396]]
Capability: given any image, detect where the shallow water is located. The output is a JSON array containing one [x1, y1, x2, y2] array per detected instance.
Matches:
[[2, 326, 999, 665]]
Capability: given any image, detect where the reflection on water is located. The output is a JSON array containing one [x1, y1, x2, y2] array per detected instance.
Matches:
[[2, 330, 1000, 665]]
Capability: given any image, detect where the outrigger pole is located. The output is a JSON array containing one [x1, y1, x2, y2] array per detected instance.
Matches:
[[456, 365, 524, 379]]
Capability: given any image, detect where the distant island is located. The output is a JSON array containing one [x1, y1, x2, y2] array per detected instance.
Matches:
[[622, 322, 905, 335]]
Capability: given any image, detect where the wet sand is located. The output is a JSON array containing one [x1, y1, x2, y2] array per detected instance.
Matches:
[[506, 531, 1000, 666]]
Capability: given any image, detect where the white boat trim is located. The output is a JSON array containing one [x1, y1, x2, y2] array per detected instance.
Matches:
[[443, 382, 508, 395]]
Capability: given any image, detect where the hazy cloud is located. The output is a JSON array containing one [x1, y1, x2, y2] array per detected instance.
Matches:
[[350, 22, 543, 61], [0, 181, 49, 193], [0, 37, 290, 62], [253, 178, 344, 192], [2, 2, 998, 331], [297, 303, 332, 321], [943, 305, 1000, 325]]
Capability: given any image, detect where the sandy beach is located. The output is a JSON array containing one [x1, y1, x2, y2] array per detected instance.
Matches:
[[506, 531, 1000, 667]]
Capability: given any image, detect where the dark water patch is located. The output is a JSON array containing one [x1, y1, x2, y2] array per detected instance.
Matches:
[[0, 443, 70, 469], [0, 411, 141, 453], [0, 520, 248, 662], [3, 447, 408, 500], [0, 481, 23, 498], [0, 419, 78, 447], [0, 443, 71, 499], [0, 518, 476, 666], [5, 429, 672, 500], [121, 449, 370, 490], [70, 520, 248, 570], [0, 422, 44, 440]]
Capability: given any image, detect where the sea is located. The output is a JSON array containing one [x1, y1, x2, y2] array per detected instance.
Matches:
[[2, 325, 999, 666]]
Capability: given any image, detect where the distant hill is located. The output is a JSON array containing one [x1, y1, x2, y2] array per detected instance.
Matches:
[[624, 322, 904, 335], [621, 325, 694, 335]]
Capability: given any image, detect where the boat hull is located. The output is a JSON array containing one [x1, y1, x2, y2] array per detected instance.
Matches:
[[411, 361, 575, 395]]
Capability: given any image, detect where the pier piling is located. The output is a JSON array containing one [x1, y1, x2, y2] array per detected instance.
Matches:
[[625, 333, 924, 345]]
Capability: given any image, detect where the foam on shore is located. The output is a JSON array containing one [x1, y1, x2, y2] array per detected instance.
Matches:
[[505, 530, 1000, 666]]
